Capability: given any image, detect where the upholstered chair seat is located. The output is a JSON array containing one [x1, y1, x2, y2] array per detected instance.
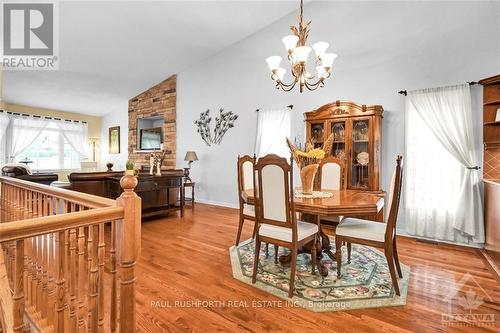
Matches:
[[243, 203, 255, 217], [336, 218, 385, 242], [259, 221, 318, 243]]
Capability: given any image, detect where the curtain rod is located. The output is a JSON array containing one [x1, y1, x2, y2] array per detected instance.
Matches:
[[0, 109, 87, 124], [256, 104, 293, 112], [398, 81, 479, 96]]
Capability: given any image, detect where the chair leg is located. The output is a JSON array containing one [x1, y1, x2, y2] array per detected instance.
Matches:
[[393, 238, 403, 278], [288, 247, 297, 298], [252, 236, 261, 284], [347, 242, 351, 264], [385, 248, 400, 296], [335, 235, 342, 279], [274, 245, 279, 264], [251, 219, 258, 239], [311, 236, 317, 275], [235, 214, 244, 246]]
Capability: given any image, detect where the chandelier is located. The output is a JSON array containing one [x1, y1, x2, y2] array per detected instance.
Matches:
[[265, 0, 337, 93]]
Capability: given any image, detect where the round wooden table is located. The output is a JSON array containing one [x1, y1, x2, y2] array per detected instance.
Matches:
[[244, 189, 385, 276]]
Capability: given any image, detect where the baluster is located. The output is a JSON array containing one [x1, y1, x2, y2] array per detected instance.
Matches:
[[89, 225, 99, 332], [13, 240, 25, 333], [46, 196, 56, 327], [55, 231, 66, 333], [68, 204, 78, 332], [110, 221, 117, 333], [86, 224, 92, 333], [98, 222, 105, 332], [77, 225, 87, 333]]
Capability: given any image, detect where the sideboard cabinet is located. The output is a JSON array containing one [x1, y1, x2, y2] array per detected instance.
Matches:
[[305, 100, 383, 192]]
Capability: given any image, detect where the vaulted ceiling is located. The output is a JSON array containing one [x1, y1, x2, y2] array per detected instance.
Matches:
[[3, 1, 299, 116]]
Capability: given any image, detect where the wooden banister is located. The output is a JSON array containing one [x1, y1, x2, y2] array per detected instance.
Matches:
[[0, 174, 141, 333], [0, 176, 117, 209], [0, 207, 124, 243]]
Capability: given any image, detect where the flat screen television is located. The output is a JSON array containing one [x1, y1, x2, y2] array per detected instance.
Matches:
[[140, 127, 162, 150]]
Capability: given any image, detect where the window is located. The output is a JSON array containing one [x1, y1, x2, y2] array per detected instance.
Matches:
[[15, 122, 83, 170], [254, 108, 291, 158]]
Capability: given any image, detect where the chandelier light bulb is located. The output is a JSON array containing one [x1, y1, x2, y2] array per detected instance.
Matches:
[[266, 56, 282, 71], [321, 53, 337, 68], [295, 46, 312, 63], [312, 42, 329, 57], [282, 35, 299, 51]]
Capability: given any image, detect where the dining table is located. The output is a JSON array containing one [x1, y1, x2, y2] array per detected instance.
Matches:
[[244, 188, 385, 276]]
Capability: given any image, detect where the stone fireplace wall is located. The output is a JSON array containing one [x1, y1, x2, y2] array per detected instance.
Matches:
[[128, 75, 176, 168]]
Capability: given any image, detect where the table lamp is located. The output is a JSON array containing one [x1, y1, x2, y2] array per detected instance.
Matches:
[[184, 151, 198, 182]]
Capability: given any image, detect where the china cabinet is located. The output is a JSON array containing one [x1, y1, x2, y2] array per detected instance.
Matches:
[[304, 100, 383, 192]]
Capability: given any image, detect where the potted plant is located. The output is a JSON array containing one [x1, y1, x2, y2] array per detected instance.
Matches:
[[125, 160, 135, 176]]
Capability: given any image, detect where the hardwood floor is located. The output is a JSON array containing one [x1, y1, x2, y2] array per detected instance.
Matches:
[[131, 203, 499, 332]]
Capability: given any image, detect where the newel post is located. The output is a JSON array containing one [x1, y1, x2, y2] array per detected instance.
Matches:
[[116, 175, 141, 333]]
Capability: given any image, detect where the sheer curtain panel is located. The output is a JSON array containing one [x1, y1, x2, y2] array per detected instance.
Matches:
[[7, 115, 48, 163], [55, 120, 88, 157], [405, 84, 484, 244], [254, 108, 291, 158], [0, 112, 11, 165]]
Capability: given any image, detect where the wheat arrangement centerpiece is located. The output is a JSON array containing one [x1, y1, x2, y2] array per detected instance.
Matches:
[[287, 136, 332, 195]]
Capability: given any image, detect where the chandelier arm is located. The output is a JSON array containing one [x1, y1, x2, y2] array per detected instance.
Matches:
[[278, 80, 297, 92]]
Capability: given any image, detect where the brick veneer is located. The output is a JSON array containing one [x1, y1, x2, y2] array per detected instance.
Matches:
[[128, 75, 176, 168]]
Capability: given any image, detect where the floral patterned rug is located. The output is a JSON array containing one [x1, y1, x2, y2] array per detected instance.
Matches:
[[229, 238, 409, 312]]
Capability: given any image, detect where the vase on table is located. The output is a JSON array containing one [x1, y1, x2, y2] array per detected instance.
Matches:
[[300, 164, 319, 195]]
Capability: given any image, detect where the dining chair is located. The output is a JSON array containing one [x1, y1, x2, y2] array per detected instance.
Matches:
[[235, 155, 257, 246], [252, 154, 319, 298], [335, 155, 404, 295], [318, 156, 346, 224]]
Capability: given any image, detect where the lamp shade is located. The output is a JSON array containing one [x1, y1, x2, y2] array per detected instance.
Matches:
[[321, 53, 337, 68], [282, 35, 299, 51], [265, 56, 282, 71], [294, 46, 311, 63], [184, 151, 198, 162], [312, 42, 329, 57]]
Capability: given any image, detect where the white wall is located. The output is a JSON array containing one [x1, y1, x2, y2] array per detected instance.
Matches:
[[176, 0, 500, 228], [100, 101, 128, 170]]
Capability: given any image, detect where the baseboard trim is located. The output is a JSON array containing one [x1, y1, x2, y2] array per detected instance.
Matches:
[[194, 198, 238, 209]]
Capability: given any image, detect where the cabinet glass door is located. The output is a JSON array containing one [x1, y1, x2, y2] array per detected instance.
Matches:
[[330, 121, 346, 161], [310, 123, 325, 148], [351, 119, 370, 189]]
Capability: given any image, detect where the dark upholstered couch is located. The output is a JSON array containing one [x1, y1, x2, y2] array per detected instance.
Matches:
[[1, 165, 58, 185]]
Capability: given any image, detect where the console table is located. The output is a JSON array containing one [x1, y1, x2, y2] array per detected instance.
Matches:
[[107, 172, 184, 219]]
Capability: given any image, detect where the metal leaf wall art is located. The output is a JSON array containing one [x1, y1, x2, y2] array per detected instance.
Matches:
[[194, 108, 238, 146]]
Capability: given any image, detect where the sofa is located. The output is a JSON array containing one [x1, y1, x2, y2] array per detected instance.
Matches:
[[1, 164, 58, 185]]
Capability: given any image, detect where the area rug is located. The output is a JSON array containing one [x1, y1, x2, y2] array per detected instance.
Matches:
[[229, 238, 409, 312]]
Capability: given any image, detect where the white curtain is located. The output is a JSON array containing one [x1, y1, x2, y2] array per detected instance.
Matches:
[[55, 120, 88, 157], [7, 115, 48, 163], [405, 84, 484, 244], [0, 112, 11, 165], [254, 108, 291, 158]]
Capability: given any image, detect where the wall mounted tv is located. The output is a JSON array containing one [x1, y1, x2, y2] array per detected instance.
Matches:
[[140, 127, 162, 150]]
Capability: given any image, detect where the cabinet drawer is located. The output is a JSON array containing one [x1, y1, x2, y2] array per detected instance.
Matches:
[[484, 83, 500, 104]]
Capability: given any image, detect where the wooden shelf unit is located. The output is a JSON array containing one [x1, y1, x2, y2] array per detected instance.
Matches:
[[304, 100, 383, 192], [479, 74, 500, 277]]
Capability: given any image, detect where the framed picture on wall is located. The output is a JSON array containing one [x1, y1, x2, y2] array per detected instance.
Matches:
[[109, 126, 120, 154]]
